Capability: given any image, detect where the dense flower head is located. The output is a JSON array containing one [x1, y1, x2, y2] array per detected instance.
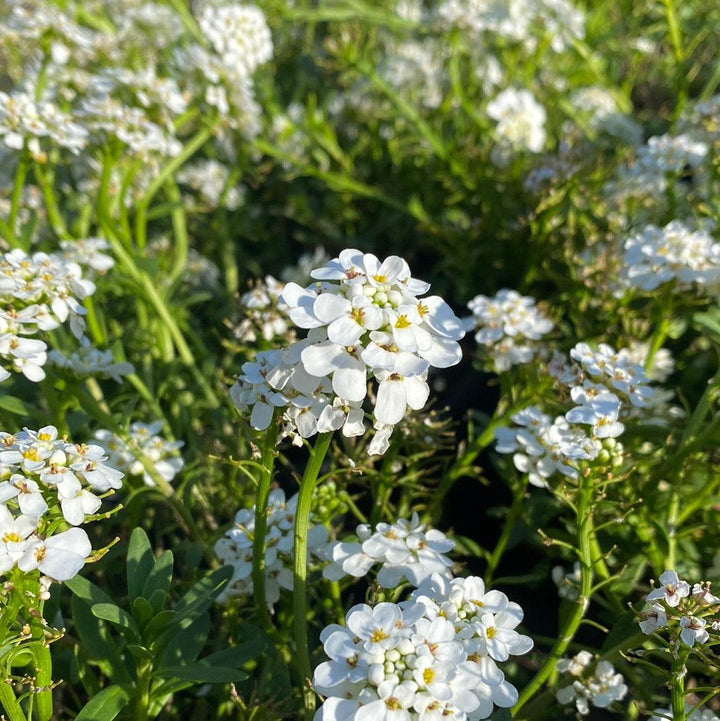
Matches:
[[232, 250, 465, 454], [486, 88, 546, 165], [638, 570, 719, 648], [650, 704, 719, 721], [494, 406, 600, 487], [622, 220, 720, 292], [556, 652, 627, 715], [215, 487, 326, 607], [465, 289, 553, 371], [0, 246, 98, 383], [0, 425, 123, 581], [94, 421, 184, 487], [314, 573, 532, 720], [321, 513, 455, 589]]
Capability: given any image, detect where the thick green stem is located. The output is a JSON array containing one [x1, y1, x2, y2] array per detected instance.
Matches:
[[252, 419, 280, 632], [293, 432, 333, 721], [671, 647, 690, 721], [513, 472, 596, 715]]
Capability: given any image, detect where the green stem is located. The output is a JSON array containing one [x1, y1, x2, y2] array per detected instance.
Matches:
[[0, 684, 27, 721], [671, 646, 690, 721], [33, 163, 68, 239], [293, 432, 333, 721], [663, 0, 687, 114], [484, 483, 525, 585], [252, 419, 280, 632], [8, 149, 30, 244], [513, 472, 596, 715], [134, 125, 213, 253], [165, 181, 189, 286]]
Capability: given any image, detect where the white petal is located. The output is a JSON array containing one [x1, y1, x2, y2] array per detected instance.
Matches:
[[375, 378, 406, 425]]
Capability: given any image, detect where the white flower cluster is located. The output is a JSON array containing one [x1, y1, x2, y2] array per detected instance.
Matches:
[[638, 570, 719, 648], [235, 275, 294, 344], [0, 248, 96, 383], [555, 342, 654, 436], [552, 562, 581, 600], [49, 336, 134, 383], [59, 238, 115, 275], [382, 40, 446, 110], [494, 406, 600, 488], [622, 220, 720, 292], [569, 86, 641, 145], [215, 487, 327, 607], [0, 425, 124, 581], [314, 573, 532, 721], [486, 88, 546, 165], [0, 88, 88, 159], [435, 0, 584, 53], [322, 513, 454, 589], [94, 421, 184, 487], [176, 159, 246, 210], [556, 651, 628, 715], [231, 249, 465, 455], [180, 3, 273, 137], [465, 289, 553, 371]]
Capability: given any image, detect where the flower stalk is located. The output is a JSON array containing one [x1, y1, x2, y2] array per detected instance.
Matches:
[[513, 470, 597, 715], [293, 432, 333, 721]]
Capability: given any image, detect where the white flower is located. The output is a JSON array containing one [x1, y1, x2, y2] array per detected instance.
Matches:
[[556, 653, 627, 715], [565, 391, 625, 438], [638, 603, 667, 634], [487, 89, 546, 161], [679, 616, 709, 647], [646, 570, 691, 607], [17, 527, 91, 581]]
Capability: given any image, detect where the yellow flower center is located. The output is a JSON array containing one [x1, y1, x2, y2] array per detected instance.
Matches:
[[423, 668, 435, 684], [394, 315, 411, 329], [370, 629, 389, 643]]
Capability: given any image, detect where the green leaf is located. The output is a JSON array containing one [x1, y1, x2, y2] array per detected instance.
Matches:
[[132, 597, 154, 630], [157, 614, 210, 667], [70, 596, 132, 686], [142, 549, 174, 600], [66, 575, 118, 608], [148, 588, 167, 616], [91, 603, 138, 635], [0, 395, 36, 416], [200, 640, 265, 668], [173, 565, 232, 622], [74, 684, 131, 721], [155, 664, 247, 683], [142, 610, 178, 642], [127, 528, 155, 602]]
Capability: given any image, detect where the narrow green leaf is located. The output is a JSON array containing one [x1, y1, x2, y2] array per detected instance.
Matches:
[[142, 610, 178, 642], [155, 664, 247, 683], [66, 575, 118, 608], [0, 395, 36, 416], [74, 684, 131, 721], [70, 596, 131, 686], [127, 528, 155, 602], [132, 597, 154, 630], [200, 640, 265, 668], [147, 588, 167, 616], [142, 549, 173, 600], [157, 614, 210, 667], [91, 603, 138, 634], [0, 682, 27, 721], [173, 566, 232, 621]]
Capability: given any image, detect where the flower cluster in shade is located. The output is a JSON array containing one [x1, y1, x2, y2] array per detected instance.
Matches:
[[49, 335, 134, 383], [231, 250, 465, 455], [314, 573, 533, 721], [93, 421, 184, 488], [464, 289, 553, 372], [321, 513, 455, 589], [637, 570, 720, 648], [621, 219, 720, 292], [0, 425, 123, 581], [214, 488, 326, 608], [555, 651, 627, 715], [0, 247, 98, 383], [494, 341, 654, 488]]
